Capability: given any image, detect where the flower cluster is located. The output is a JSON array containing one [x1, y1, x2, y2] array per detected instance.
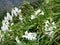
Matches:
[[1, 7, 23, 32], [44, 18, 56, 37], [1, 12, 11, 31], [31, 9, 44, 20], [22, 31, 37, 40]]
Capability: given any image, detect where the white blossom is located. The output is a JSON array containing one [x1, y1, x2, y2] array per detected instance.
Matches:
[[52, 22, 55, 25], [45, 31, 54, 38], [45, 20, 49, 24], [25, 31, 28, 35], [35, 9, 41, 15], [14, 7, 21, 14], [19, 15, 23, 21], [15, 36, 20, 43], [1, 25, 9, 31], [7, 12, 12, 21], [31, 15, 35, 20], [18, 9, 21, 13], [13, 10, 17, 16], [40, 11, 44, 15], [22, 31, 37, 40], [15, 7, 19, 12], [44, 20, 56, 37]]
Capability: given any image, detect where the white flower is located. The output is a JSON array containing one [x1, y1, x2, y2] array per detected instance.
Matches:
[[15, 36, 20, 43], [7, 12, 12, 21], [19, 15, 23, 20], [11, 9, 17, 16], [25, 31, 28, 35], [19, 17, 23, 21], [1, 25, 9, 31], [35, 9, 41, 15], [18, 9, 21, 13], [48, 26, 54, 31], [9, 16, 12, 21], [49, 31, 54, 36], [4, 17, 8, 21], [5, 20, 9, 25], [31, 15, 35, 20], [45, 31, 54, 38], [40, 11, 44, 15], [44, 20, 56, 38], [22, 31, 37, 40], [13, 10, 17, 16], [14, 7, 21, 14], [15, 7, 19, 12], [52, 22, 55, 25], [45, 20, 49, 24], [53, 25, 56, 29]]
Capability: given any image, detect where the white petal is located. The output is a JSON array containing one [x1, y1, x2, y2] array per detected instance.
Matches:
[[15, 36, 20, 43], [40, 11, 44, 15], [31, 15, 35, 20], [35, 9, 41, 15]]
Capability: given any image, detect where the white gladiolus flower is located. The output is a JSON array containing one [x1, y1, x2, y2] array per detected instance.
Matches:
[[2, 20, 6, 26], [4, 17, 8, 21], [13, 10, 17, 16], [49, 31, 54, 36], [7, 12, 11, 17], [44, 20, 56, 37], [7, 12, 12, 21], [45, 20, 49, 24], [15, 36, 20, 43], [18, 9, 21, 13], [5, 21, 9, 25], [9, 16, 12, 21], [45, 31, 54, 37], [15, 7, 19, 12], [19, 15, 23, 20], [52, 22, 55, 25], [53, 26, 56, 29], [22, 31, 37, 40], [19, 17, 23, 21], [12, 9, 17, 16], [45, 20, 56, 31], [25, 31, 28, 35], [31, 15, 35, 20], [45, 23, 48, 27], [14, 7, 21, 14], [48, 26, 54, 31], [1, 25, 8, 31], [35, 9, 41, 15], [11, 7, 21, 17]]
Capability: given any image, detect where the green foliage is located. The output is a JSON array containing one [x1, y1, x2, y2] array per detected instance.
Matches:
[[0, 0, 60, 45], [20, 2, 34, 16]]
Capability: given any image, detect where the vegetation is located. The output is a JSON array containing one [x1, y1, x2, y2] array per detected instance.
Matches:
[[0, 0, 60, 45]]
